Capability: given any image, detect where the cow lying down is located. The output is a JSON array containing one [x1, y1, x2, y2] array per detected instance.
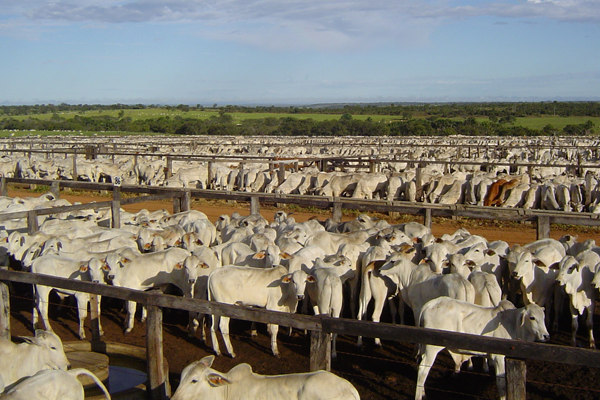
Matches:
[[0, 368, 111, 400], [171, 355, 360, 400]]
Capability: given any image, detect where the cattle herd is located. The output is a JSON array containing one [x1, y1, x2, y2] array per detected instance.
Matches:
[[0, 135, 599, 400], [1, 135, 600, 213]]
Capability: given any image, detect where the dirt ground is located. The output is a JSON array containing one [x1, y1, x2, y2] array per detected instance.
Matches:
[[6, 187, 600, 399]]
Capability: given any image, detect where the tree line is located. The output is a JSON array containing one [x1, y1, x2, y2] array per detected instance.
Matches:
[[0, 111, 595, 137], [1, 101, 599, 118]]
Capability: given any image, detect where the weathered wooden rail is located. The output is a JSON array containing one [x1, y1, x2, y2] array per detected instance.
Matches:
[[1, 269, 599, 400]]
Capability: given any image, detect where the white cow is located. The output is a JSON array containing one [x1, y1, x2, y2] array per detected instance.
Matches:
[[208, 265, 314, 358], [31, 256, 106, 339], [0, 368, 111, 400], [376, 256, 476, 326], [306, 257, 355, 358], [416, 297, 549, 400], [171, 356, 360, 400], [509, 245, 563, 328], [0, 330, 70, 389], [104, 247, 191, 332], [556, 253, 599, 348]]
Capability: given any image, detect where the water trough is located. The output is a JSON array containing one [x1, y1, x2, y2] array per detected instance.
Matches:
[[64, 341, 170, 399]]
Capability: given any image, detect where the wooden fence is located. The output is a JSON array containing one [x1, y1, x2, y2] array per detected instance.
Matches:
[[0, 178, 599, 398], [1, 269, 600, 400]]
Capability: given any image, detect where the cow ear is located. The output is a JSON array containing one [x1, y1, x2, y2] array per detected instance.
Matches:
[[307, 275, 317, 283], [57, 241, 63, 250], [174, 262, 183, 270], [200, 262, 210, 269], [196, 239, 203, 245], [549, 262, 561, 270], [485, 249, 496, 256], [122, 257, 132, 264], [533, 259, 547, 268], [281, 274, 292, 284], [419, 258, 429, 265], [280, 252, 292, 260], [102, 264, 111, 272], [466, 260, 476, 267], [520, 310, 527, 327], [253, 251, 266, 260], [207, 373, 231, 387], [79, 264, 89, 273], [199, 355, 215, 368]]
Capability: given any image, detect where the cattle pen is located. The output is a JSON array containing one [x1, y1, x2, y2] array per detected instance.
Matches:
[[1, 178, 600, 399]]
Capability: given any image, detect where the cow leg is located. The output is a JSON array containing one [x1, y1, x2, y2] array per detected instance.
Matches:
[[74, 293, 88, 340], [416, 345, 443, 400], [124, 300, 137, 333], [331, 333, 338, 359], [250, 321, 258, 337], [33, 285, 52, 332], [210, 314, 222, 356], [586, 303, 596, 349], [490, 354, 507, 400], [267, 323, 280, 358], [97, 295, 104, 337], [370, 283, 390, 347], [356, 274, 373, 347], [219, 316, 236, 358], [568, 303, 579, 347]]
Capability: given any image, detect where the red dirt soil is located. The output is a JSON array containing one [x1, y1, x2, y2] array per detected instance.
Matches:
[[5, 187, 600, 400]]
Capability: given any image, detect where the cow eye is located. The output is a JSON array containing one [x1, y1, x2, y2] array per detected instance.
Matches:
[[191, 380, 198, 384], [529, 316, 535, 320], [50, 346, 57, 350]]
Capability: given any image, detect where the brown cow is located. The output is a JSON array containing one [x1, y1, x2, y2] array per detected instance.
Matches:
[[484, 178, 520, 206]]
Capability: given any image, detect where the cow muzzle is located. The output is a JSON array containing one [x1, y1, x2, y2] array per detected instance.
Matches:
[[296, 295, 305, 301]]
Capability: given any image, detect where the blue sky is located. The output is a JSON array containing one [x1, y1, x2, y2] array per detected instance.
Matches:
[[1, 0, 599, 105]]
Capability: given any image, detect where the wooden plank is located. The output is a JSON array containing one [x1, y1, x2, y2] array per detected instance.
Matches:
[[310, 330, 331, 372], [332, 201, 342, 223], [250, 196, 260, 215], [27, 210, 39, 234], [0, 276, 9, 340], [1, 177, 8, 197], [506, 358, 527, 400], [181, 191, 191, 212], [146, 298, 169, 400], [537, 216, 550, 239]]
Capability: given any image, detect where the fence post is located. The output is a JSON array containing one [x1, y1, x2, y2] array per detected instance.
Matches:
[[310, 330, 331, 372], [50, 181, 60, 198], [173, 196, 181, 214], [0, 268, 10, 340], [332, 200, 342, 223], [423, 208, 432, 230], [207, 161, 214, 189], [111, 186, 121, 229], [506, 358, 527, 400], [89, 294, 101, 341], [0, 177, 7, 197], [250, 195, 260, 215], [536, 216, 550, 240], [278, 163, 286, 185], [146, 291, 170, 400], [27, 210, 39, 234], [181, 190, 191, 212], [72, 150, 78, 180]]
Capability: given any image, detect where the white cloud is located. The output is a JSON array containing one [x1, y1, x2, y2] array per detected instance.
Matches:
[[3, 0, 598, 50]]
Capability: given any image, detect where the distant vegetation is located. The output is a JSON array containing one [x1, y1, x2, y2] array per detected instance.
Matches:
[[0, 102, 598, 137]]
